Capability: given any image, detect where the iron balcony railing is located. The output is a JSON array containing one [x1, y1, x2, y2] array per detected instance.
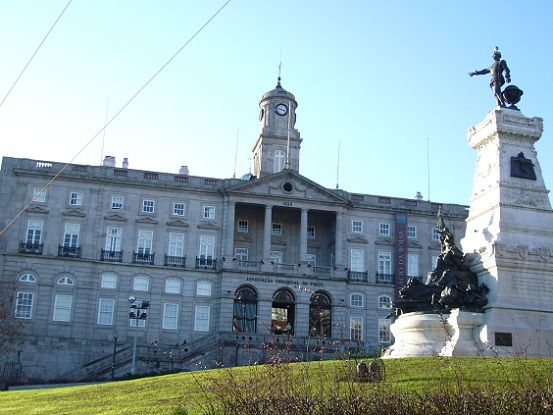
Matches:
[[348, 271, 368, 282], [164, 255, 186, 268], [101, 249, 123, 262], [133, 251, 155, 265], [19, 242, 43, 255], [376, 273, 395, 284], [58, 245, 81, 258], [312, 266, 332, 276], [195, 257, 217, 270]]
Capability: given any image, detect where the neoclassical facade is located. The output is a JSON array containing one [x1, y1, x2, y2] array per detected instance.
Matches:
[[0, 79, 468, 383]]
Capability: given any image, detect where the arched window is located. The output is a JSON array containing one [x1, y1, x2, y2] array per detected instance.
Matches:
[[18, 273, 36, 283], [309, 291, 332, 337], [165, 278, 181, 294], [350, 293, 364, 307], [273, 149, 285, 173], [133, 276, 150, 292], [233, 285, 258, 333], [272, 288, 295, 335], [100, 274, 117, 289], [57, 276, 74, 286], [378, 295, 393, 309]]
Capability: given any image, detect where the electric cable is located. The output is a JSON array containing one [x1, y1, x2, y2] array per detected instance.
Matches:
[[0, 0, 233, 237], [0, 0, 72, 110]]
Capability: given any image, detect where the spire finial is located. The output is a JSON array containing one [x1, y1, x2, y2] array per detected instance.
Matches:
[[277, 60, 282, 87]]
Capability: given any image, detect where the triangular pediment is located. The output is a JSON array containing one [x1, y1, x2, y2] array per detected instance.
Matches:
[[228, 170, 347, 205], [167, 219, 190, 228], [25, 204, 49, 214], [61, 208, 86, 217], [104, 213, 128, 222], [135, 216, 159, 225], [197, 222, 220, 230], [348, 236, 368, 244]]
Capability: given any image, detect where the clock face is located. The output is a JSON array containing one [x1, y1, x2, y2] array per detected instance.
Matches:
[[259, 108, 264, 121], [275, 103, 288, 116]]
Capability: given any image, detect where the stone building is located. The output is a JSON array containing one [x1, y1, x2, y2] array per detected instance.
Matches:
[[0, 79, 468, 383]]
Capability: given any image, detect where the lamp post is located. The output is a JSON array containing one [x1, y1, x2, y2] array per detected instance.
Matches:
[[111, 328, 118, 380], [128, 295, 149, 376]]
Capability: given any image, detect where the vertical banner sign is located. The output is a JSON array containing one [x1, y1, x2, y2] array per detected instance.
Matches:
[[394, 213, 408, 299]]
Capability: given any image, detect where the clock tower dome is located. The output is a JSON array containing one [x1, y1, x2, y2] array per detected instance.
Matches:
[[252, 77, 302, 178]]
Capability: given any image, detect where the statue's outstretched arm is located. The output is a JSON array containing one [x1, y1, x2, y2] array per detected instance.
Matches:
[[469, 68, 490, 77]]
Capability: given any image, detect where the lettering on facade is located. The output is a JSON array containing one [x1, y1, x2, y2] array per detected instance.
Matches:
[[282, 201, 293, 206], [512, 276, 553, 296], [394, 213, 408, 298], [245, 276, 324, 288]]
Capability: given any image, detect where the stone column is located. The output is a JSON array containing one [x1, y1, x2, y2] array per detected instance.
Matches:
[[263, 204, 272, 260], [334, 211, 343, 267], [224, 200, 236, 257], [299, 208, 308, 263]]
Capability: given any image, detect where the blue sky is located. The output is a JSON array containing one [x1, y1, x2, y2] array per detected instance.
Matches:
[[1, 1, 552, 206]]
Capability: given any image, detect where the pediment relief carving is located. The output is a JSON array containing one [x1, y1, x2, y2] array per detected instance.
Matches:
[[61, 208, 86, 217], [166, 219, 189, 228], [407, 241, 423, 248], [235, 233, 253, 242], [135, 216, 159, 225], [375, 237, 394, 246], [197, 222, 220, 230], [25, 205, 49, 214], [104, 213, 128, 222], [347, 236, 368, 244], [271, 236, 288, 246]]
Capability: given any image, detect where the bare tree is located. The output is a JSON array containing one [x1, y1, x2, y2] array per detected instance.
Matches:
[[0, 282, 22, 360]]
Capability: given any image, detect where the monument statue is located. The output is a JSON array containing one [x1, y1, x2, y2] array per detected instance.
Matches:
[[393, 208, 488, 314], [469, 47, 524, 109]]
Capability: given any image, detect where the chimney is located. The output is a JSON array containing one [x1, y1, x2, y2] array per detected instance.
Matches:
[[122, 158, 129, 169], [178, 165, 189, 175], [415, 191, 423, 201], [103, 156, 116, 167]]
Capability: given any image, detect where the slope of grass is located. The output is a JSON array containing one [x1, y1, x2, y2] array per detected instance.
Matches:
[[1, 357, 552, 415]]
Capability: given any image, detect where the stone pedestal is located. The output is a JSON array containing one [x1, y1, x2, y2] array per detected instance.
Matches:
[[461, 108, 553, 356], [383, 310, 484, 358]]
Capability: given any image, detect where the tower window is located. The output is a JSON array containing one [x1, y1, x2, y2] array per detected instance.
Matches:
[[274, 150, 285, 173]]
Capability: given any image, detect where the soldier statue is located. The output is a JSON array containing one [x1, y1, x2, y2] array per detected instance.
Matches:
[[469, 47, 511, 107]]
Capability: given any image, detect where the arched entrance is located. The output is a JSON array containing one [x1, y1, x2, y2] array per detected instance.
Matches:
[[271, 288, 295, 334], [309, 291, 332, 337], [233, 285, 258, 333]]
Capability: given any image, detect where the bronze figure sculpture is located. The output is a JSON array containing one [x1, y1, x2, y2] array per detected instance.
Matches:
[[469, 47, 511, 107]]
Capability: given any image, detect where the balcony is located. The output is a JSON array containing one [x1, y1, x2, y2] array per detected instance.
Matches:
[[312, 266, 332, 276], [195, 257, 217, 270], [164, 254, 186, 268], [348, 271, 368, 282], [376, 273, 395, 284], [58, 245, 81, 258], [273, 263, 295, 272], [101, 249, 123, 262], [133, 251, 155, 265], [19, 242, 43, 255]]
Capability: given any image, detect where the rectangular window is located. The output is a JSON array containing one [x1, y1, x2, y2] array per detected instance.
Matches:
[[350, 316, 363, 341], [408, 254, 419, 277], [350, 293, 364, 307], [97, 298, 114, 325], [33, 188, 46, 203], [306, 254, 317, 266], [142, 199, 155, 213], [235, 247, 248, 261], [378, 319, 391, 343], [15, 292, 34, 319], [407, 226, 417, 239], [111, 196, 124, 209], [272, 223, 282, 236], [352, 220, 363, 233], [105, 227, 122, 251], [199, 235, 215, 259], [53, 294, 73, 322], [63, 223, 80, 248], [197, 281, 212, 296], [432, 228, 441, 241], [379, 223, 390, 236], [69, 192, 83, 206], [307, 226, 316, 239], [163, 303, 179, 330], [137, 230, 153, 255], [130, 318, 146, 328], [194, 305, 210, 332], [203, 205, 216, 219], [378, 251, 392, 275], [26, 219, 43, 244], [350, 248, 365, 272], [269, 250, 283, 264], [173, 202, 186, 216], [168, 232, 184, 257], [237, 220, 249, 233]]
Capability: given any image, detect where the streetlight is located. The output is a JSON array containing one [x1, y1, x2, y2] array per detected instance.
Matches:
[[128, 295, 150, 375]]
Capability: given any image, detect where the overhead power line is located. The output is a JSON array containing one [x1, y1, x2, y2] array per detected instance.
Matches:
[[0, 0, 73, 110], [0, 0, 233, 238]]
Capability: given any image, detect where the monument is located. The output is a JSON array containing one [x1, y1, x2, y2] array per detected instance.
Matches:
[[385, 48, 553, 358]]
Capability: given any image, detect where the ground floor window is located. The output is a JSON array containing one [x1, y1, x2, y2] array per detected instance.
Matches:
[[309, 291, 331, 337], [350, 316, 363, 341], [233, 286, 257, 333], [15, 292, 34, 319], [378, 319, 391, 343], [271, 288, 295, 334], [194, 305, 210, 332]]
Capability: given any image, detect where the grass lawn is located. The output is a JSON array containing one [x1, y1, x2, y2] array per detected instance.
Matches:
[[1, 357, 552, 415]]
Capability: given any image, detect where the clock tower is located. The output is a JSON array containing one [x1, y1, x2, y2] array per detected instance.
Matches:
[[252, 77, 302, 178]]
